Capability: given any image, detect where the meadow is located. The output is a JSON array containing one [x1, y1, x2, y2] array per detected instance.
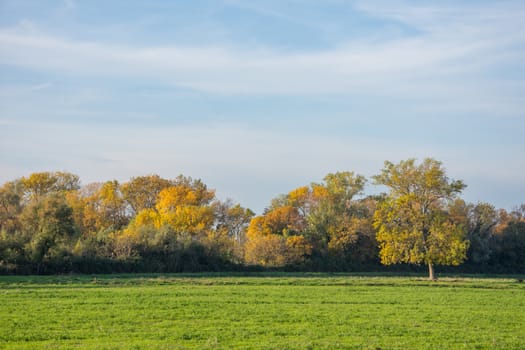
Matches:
[[1, 273, 524, 349]]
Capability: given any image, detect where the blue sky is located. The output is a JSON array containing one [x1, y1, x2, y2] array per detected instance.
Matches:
[[1, 0, 524, 213]]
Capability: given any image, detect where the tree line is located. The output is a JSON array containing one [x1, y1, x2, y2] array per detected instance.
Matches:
[[0, 158, 524, 277]]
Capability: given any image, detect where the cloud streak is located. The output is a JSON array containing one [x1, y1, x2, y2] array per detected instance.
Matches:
[[1, 1, 524, 212], [1, 1, 524, 99]]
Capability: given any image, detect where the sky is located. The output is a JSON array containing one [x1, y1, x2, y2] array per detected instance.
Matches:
[[1, 0, 524, 213]]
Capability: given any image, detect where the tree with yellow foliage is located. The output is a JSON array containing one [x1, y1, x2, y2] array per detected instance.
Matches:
[[154, 177, 216, 237], [373, 158, 469, 280], [285, 235, 312, 265], [21, 171, 80, 201], [245, 205, 312, 267]]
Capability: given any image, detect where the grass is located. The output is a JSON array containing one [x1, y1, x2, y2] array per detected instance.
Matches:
[[1, 273, 524, 349]]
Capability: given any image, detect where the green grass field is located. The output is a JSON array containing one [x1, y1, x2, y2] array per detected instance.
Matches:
[[1, 273, 524, 349]]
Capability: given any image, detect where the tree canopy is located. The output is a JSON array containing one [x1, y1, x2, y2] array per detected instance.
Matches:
[[1, 159, 524, 275], [373, 158, 469, 280]]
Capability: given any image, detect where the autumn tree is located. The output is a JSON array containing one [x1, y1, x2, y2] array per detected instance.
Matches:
[[120, 176, 217, 258], [490, 205, 525, 270], [154, 177, 216, 237], [245, 205, 312, 266], [373, 158, 469, 280], [214, 200, 254, 242], [246, 171, 374, 268], [20, 171, 80, 201], [307, 172, 371, 262], [0, 180, 24, 234], [4, 168, 525, 274], [448, 200, 499, 266], [121, 175, 172, 215], [212, 200, 254, 263], [244, 231, 286, 267], [80, 180, 129, 233]]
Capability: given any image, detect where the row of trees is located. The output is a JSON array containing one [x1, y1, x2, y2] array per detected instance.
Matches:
[[1, 159, 524, 278]]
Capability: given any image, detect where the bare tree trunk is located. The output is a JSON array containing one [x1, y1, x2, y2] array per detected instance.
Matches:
[[428, 262, 436, 281]]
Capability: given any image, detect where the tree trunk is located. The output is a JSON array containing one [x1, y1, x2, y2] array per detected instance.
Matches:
[[428, 262, 436, 281]]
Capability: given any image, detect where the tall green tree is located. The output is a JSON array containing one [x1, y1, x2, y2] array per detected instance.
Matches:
[[20, 194, 77, 273], [490, 206, 525, 270], [307, 172, 369, 261], [466, 202, 498, 265], [373, 158, 469, 280]]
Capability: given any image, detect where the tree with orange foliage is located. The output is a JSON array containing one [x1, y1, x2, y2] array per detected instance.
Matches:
[[245, 205, 312, 266]]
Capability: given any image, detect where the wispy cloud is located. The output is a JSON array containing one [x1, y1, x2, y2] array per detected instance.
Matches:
[[1, 1, 524, 211], [1, 1, 524, 100], [28, 82, 53, 91], [222, 0, 325, 31]]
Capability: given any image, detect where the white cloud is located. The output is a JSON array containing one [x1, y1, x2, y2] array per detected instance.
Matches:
[[1, 1, 524, 211], [0, 0, 523, 100]]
